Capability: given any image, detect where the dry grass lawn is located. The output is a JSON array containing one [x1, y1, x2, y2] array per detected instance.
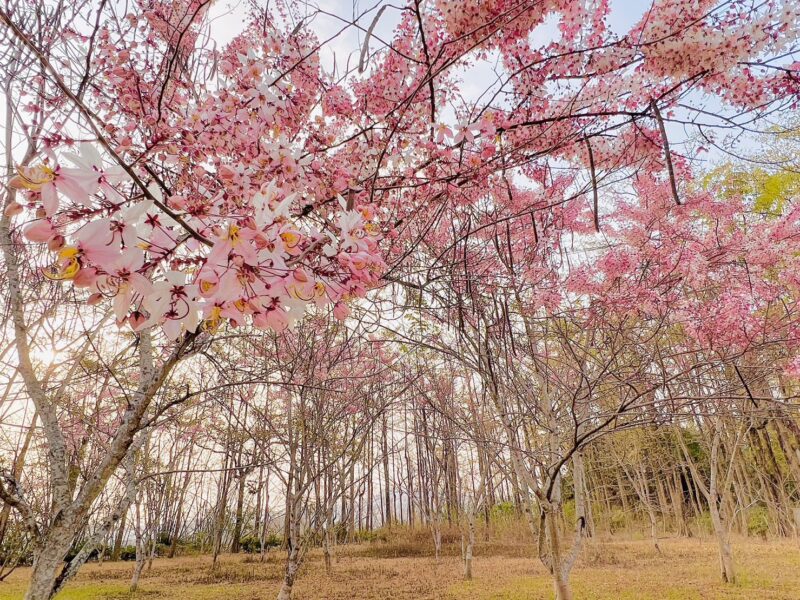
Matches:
[[1, 536, 799, 599]]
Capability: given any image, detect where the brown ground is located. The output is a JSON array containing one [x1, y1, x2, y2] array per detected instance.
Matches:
[[2, 535, 799, 599]]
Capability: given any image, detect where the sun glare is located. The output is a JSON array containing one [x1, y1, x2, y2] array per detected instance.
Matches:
[[31, 347, 62, 365]]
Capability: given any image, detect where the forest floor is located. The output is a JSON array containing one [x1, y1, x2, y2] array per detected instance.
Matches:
[[2, 536, 800, 599]]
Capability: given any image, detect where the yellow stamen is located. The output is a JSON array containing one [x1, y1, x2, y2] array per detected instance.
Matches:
[[227, 224, 241, 245], [199, 279, 217, 294], [14, 165, 56, 191], [58, 246, 80, 260], [280, 231, 301, 249], [288, 283, 314, 301], [42, 258, 80, 281], [202, 306, 224, 333]]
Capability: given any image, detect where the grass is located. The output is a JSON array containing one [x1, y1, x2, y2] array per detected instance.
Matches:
[[1, 535, 799, 599]]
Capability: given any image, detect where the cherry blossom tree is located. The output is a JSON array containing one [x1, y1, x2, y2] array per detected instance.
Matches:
[[1, 0, 799, 599]]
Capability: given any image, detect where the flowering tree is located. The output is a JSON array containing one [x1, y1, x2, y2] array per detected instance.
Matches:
[[1, 0, 799, 599], [1, 0, 383, 596]]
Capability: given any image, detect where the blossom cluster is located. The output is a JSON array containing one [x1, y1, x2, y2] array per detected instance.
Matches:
[[9, 144, 382, 339]]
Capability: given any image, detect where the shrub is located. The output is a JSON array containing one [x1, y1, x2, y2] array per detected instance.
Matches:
[[239, 534, 282, 553], [694, 511, 713, 535], [119, 545, 137, 561], [490, 501, 516, 523], [562, 500, 577, 526], [609, 509, 627, 533], [352, 529, 380, 543], [747, 506, 770, 539]]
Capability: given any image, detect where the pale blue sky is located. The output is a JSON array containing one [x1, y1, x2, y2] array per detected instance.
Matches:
[[203, 0, 781, 168], [206, 0, 655, 75]]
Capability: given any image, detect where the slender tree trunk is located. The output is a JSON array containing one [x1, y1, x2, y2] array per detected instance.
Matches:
[[405, 413, 415, 527], [367, 434, 374, 531], [431, 512, 442, 561], [645, 504, 661, 554], [111, 512, 127, 561], [168, 507, 181, 558], [573, 453, 591, 538], [615, 469, 630, 525], [323, 525, 333, 575], [670, 471, 688, 537], [130, 503, 145, 592], [322, 471, 334, 575], [382, 415, 391, 528], [276, 545, 300, 600], [463, 511, 475, 580], [678, 425, 737, 583], [260, 469, 270, 563], [709, 498, 735, 583], [231, 472, 246, 553], [277, 508, 303, 600], [348, 461, 356, 539], [212, 453, 231, 566], [146, 535, 156, 571], [544, 507, 572, 600]]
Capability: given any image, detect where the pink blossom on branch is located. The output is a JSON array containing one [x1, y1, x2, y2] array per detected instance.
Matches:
[[4, 0, 798, 345]]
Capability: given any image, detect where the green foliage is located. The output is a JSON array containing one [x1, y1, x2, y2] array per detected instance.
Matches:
[[753, 170, 800, 213], [238, 534, 281, 554], [562, 499, 577, 526], [747, 506, 770, 539], [184, 531, 211, 553], [702, 163, 800, 216], [694, 511, 713, 535], [609, 509, 627, 533], [677, 429, 707, 465], [352, 528, 390, 543], [489, 501, 516, 522], [118, 545, 137, 561]]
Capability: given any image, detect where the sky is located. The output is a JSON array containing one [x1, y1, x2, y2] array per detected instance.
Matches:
[[202, 0, 721, 159], [205, 0, 654, 72]]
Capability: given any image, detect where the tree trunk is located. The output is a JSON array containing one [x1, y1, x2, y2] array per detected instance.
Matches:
[[709, 499, 736, 583], [323, 528, 332, 575], [277, 544, 300, 600], [212, 457, 231, 566], [130, 503, 145, 592], [572, 452, 591, 537], [260, 469, 270, 563], [168, 508, 181, 558], [646, 505, 661, 554], [111, 511, 127, 561], [545, 509, 573, 600], [231, 473, 246, 553], [463, 512, 475, 580], [431, 519, 442, 561], [670, 471, 688, 537], [678, 425, 737, 584], [23, 532, 73, 600], [382, 415, 391, 528]]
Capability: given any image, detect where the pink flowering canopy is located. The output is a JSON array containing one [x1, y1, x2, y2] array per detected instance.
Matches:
[[4, 0, 800, 341]]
